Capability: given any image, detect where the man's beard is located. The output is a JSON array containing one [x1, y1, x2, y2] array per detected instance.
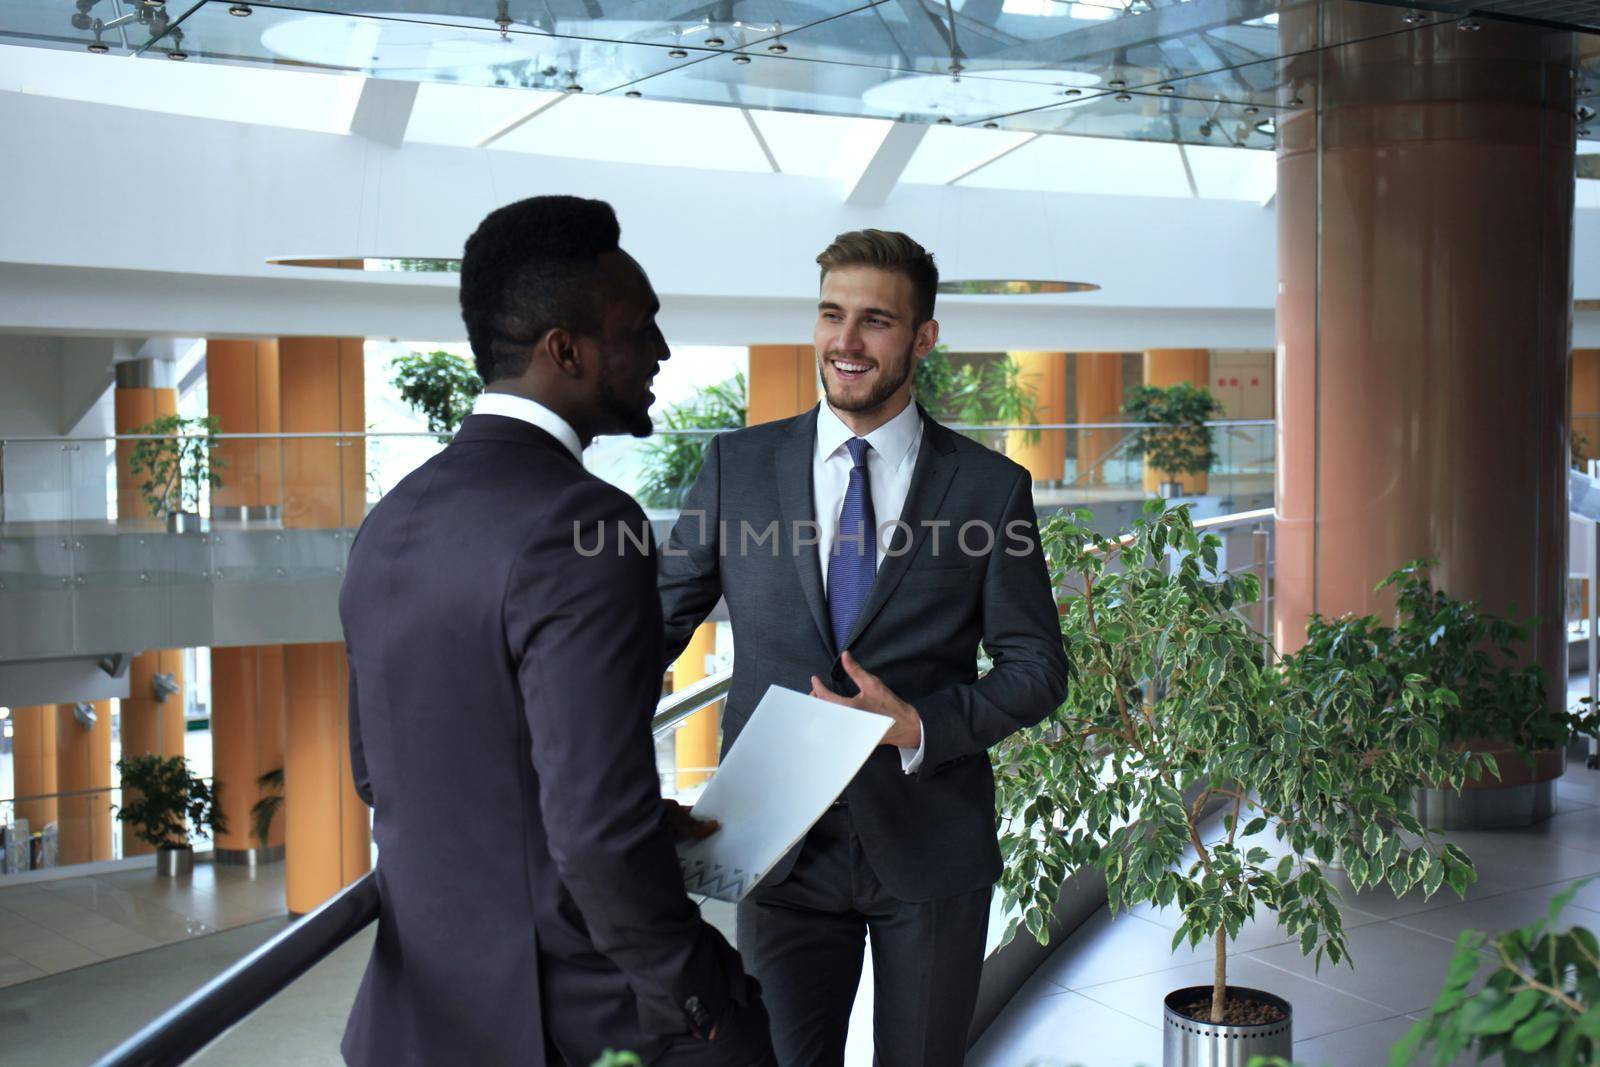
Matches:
[[820, 342, 916, 415], [597, 357, 655, 438]]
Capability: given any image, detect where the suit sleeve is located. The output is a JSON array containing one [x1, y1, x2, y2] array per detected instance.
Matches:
[[506, 480, 741, 1036], [656, 433, 726, 670], [913, 470, 1071, 777]]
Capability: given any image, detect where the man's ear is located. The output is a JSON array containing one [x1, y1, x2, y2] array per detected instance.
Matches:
[[914, 318, 940, 359], [540, 328, 583, 378]]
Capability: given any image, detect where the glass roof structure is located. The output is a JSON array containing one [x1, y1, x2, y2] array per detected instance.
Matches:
[[4, 0, 1595, 152]]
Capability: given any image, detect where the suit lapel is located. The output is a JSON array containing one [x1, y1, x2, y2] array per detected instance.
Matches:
[[840, 408, 959, 653], [775, 408, 836, 657]]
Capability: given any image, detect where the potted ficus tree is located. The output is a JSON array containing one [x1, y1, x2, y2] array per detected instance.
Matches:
[[1299, 560, 1600, 830], [995, 501, 1482, 1064], [127, 414, 224, 532], [114, 754, 226, 877], [1122, 382, 1222, 498]]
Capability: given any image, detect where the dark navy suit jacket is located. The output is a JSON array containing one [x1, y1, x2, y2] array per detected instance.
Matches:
[[657, 406, 1072, 901], [339, 414, 745, 1066]]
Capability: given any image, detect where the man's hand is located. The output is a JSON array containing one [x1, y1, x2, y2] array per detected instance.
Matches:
[[662, 798, 719, 841], [810, 651, 923, 748]]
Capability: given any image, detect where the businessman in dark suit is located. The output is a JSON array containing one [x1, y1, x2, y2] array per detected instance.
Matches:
[[340, 196, 773, 1067], [657, 230, 1071, 1065]]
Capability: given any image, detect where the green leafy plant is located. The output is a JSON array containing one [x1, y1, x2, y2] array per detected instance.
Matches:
[[1122, 382, 1223, 481], [1394, 879, 1600, 1066], [114, 754, 226, 851], [389, 349, 483, 435], [637, 374, 746, 509], [127, 414, 223, 520], [914, 348, 1039, 440], [995, 501, 1479, 1025], [1298, 560, 1598, 758], [250, 767, 284, 848], [588, 1052, 642, 1067]]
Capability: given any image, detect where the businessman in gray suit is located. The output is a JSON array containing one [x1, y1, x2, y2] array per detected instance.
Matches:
[[340, 196, 773, 1066], [657, 229, 1071, 1065]]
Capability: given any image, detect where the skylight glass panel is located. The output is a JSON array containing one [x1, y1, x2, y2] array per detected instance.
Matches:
[[956, 134, 1192, 198], [745, 109, 881, 178], [0, 43, 360, 133], [901, 124, 1036, 185], [1183, 143, 1276, 201], [405, 81, 560, 147], [489, 93, 772, 172]]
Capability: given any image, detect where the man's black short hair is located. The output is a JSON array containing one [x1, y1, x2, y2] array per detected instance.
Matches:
[[459, 196, 622, 385]]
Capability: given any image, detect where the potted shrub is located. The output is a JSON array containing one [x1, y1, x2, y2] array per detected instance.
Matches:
[[250, 766, 285, 857], [127, 413, 224, 532], [637, 374, 746, 510], [995, 501, 1481, 1065], [1122, 382, 1222, 497], [1395, 878, 1599, 1065], [914, 347, 1039, 453], [114, 754, 226, 877], [389, 348, 483, 439], [1299, 560, 1600, 830]]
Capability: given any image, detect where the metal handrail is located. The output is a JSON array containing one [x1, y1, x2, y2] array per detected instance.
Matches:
[[91, 871, 380, 1067], [652, 669, 732, 737]]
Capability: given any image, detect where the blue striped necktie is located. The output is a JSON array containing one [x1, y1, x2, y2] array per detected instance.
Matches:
[[828, 437, 877, 650]]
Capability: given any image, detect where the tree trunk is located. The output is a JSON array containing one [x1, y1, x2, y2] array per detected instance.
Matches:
[[1211, 926, 1227, 1023]]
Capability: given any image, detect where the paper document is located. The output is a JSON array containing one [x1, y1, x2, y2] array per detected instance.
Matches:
[[677, 684, 890, 901]]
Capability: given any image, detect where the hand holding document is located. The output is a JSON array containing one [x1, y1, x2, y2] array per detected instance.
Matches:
[[677, 684, 891, 901]]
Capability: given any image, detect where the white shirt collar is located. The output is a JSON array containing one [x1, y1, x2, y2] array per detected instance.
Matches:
[[815, 398, 923, 473], [471, 392, 584, 463]]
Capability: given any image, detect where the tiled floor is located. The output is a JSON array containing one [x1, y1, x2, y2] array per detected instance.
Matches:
[[4, 747, 1600, 1064], [969, 755, 1600, 1067], [0, 856, 285, 989]]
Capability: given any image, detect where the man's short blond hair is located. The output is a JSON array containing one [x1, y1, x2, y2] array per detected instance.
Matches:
[[816, 229, 939, 326]]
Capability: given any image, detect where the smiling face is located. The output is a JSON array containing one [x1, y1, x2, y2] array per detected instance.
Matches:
[[590, 250, 669, 438], [814, 265, 939, 429]]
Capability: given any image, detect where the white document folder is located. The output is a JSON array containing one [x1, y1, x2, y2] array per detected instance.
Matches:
[[677, 684, 891, 902]]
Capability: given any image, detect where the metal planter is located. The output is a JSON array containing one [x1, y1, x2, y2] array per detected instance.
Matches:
[[155, 846, 194, 878], [1163, 986, 1293, 1067]]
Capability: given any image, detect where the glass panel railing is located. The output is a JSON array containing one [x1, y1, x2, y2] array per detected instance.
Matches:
[[1, 426, 1278, 659]]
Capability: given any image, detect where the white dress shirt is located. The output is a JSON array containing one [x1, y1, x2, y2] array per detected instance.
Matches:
[[472, 392, 584, 464], [812, 399, 926, 773]]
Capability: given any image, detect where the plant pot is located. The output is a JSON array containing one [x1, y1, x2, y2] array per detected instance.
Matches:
[[155, 846, 194, 877], [167, 512, 208, 534], [1413, 742, 1564, 830], [1159, 481, 1185, 499], [1163, 986, 1293, 1067]]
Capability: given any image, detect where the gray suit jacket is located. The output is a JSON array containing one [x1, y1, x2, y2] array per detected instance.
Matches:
[[658, 405, 1071, 901], [340, 414, 746, 1067]]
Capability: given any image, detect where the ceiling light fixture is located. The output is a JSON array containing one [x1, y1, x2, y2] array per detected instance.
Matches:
[[1108, 77, 1126, 89], [1158, 84, 1174, 94], [87, 36, 108, 52], [767, 42, 787, 54], [704, 35, 724, 46], [937, 116, 953, 124], [1115, 92, 1132, 102], [626, 90, 642, 98], [868, 69, 1099, 118], [1244, 105, 1259, 115], [732, 54, 750, 64], [983, 121, 998, 128], [937, 279, 1100, 295], [668, 48, 687, 58], [228, 3, 251, 15]]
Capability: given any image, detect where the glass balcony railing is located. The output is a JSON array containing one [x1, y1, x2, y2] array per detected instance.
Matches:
[[0, 421, 1276, 660]]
